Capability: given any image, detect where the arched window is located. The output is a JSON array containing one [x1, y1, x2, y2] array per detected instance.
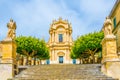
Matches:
[[59, 34, 63, 42]]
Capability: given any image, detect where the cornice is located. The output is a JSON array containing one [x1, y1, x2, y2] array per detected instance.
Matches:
[[109, 0, 120, 17]]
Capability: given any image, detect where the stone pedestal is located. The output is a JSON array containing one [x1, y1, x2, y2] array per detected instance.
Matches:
[[0, 39, 17, 79], [101, 35, 120, 79]]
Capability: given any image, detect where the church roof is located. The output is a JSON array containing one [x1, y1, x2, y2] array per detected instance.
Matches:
[[49, 17, 72, 32]]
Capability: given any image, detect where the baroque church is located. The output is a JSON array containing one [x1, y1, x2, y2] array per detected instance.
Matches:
[[47, 18, 78, 64]]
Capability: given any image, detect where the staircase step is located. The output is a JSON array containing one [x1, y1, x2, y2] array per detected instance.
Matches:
[[12, 64, 118, 80]]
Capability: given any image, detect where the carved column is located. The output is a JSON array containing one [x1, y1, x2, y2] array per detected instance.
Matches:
[[55, 32, 57, 42], [51, 49, 54, 63], [54, 50, 57, 63], [66, 32, 68, 42], [51, 33, 53, 42], [56, 33, 58, 42], [50, 50, 52, 61], [52, 50, 55, 63], [64, 32, 66, 42], [68, 32, 70, 42], [54, 32, 55, 42]]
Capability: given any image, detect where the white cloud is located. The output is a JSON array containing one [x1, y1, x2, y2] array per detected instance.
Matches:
[[0, 0, 116, 41], [11, 0, 84, 40]]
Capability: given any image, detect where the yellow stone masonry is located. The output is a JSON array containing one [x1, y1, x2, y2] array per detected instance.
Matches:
[[0, 19, 17, 80], [109, 0, 120, 54], [102, 17, 120, 79], [47, 18, 79, 64]]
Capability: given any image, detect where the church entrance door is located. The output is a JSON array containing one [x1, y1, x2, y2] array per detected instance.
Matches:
[[59, 56, 63, 63]]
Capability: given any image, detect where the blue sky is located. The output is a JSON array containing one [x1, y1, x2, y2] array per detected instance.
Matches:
[[0, 0, 116, 42]]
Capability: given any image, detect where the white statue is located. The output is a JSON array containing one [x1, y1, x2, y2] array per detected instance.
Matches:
[[7, 19, 16, 39]]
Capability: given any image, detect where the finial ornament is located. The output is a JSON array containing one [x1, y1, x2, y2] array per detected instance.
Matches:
[[103, 17, 113, 37], [59, 17, 62, 21], [6, 19, 17, 39]]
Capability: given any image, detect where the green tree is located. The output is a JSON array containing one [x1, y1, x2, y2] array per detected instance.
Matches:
[[15, 36, 49, 65], [35, 39, 50, 64], [71, 31, 104, 63]]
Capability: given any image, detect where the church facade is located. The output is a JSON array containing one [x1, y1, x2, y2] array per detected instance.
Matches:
[[47, 18, 75, 64], [109, 0, 120, 56]]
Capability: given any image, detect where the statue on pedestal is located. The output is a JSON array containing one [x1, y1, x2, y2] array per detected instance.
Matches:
[[7, 19, 16, 39], [102, 17, 113, 37]]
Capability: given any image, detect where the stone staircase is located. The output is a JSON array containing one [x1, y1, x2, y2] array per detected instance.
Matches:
[[12, 64, 118, 80]]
